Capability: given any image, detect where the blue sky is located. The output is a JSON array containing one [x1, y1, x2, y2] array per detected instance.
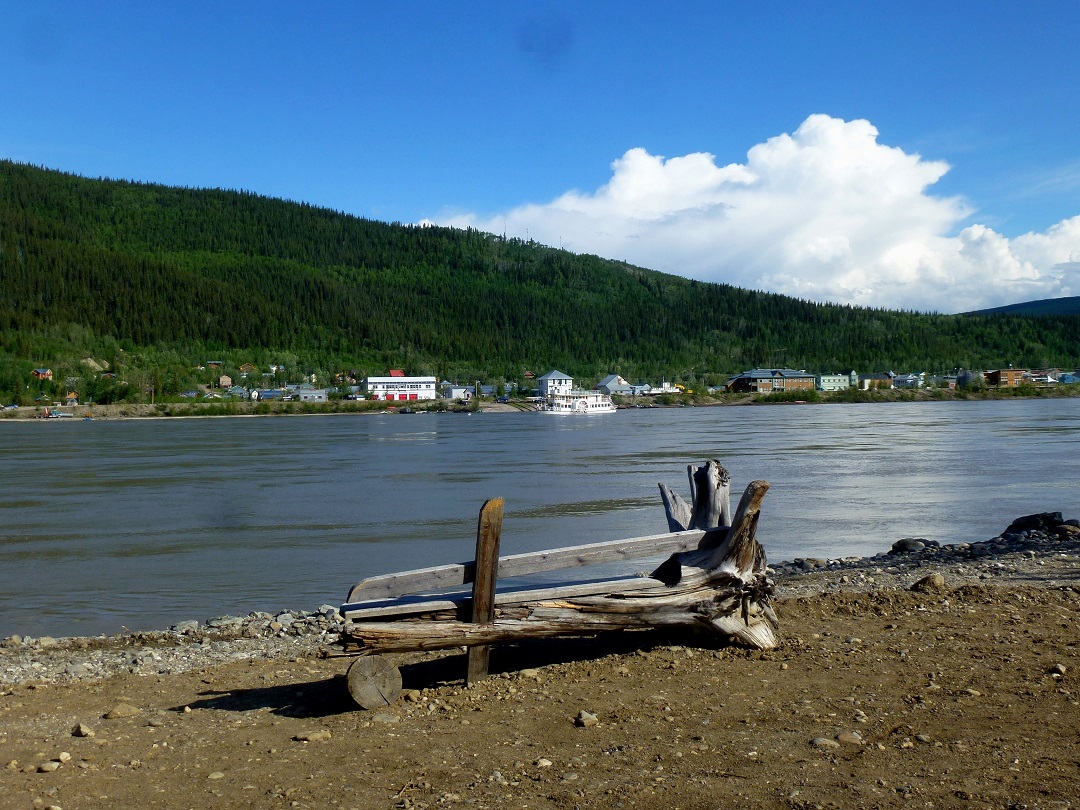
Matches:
[[3, 1, 1078, 313]]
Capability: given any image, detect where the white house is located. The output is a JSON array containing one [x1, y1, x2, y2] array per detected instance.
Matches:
[[440, 382, 472, 400], [363, 374, 438, 402], [298, 388, 328, 403], [538, 370, 574, 398]]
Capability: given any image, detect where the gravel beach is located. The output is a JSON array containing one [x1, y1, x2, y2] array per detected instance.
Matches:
[[2, 514, 1078, 809]]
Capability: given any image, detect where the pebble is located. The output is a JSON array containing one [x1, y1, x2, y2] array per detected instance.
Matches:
[[575, 710, 599, 728], [37, 761, 60, 773], [104, 703, 141, 719], [837, 731, 863, 745], [293, 730, 332, 742], [911, 573, 947, 593], [71, 723, 95, 738], [811, 738, 841, 750]]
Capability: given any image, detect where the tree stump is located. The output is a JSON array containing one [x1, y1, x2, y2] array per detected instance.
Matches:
[[346, 655, 402, 709]]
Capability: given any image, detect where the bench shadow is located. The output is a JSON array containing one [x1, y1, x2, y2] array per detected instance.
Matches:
[[176, 626, 717, 718]]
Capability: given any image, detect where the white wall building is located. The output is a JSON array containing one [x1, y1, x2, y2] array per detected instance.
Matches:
[[816, 371, 859, 391], [538, 370, 574, 398], [363, 375, 438, 402]]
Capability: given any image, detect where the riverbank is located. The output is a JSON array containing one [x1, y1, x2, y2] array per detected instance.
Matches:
[[3, 383, 1078, 422], [3, 514, 1078, 809]]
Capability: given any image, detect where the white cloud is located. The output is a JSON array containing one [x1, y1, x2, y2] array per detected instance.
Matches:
[[434, 115, 1080, 313]]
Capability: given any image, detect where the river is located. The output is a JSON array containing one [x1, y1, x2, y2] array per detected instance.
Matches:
[[2, 398, 1078, 638]]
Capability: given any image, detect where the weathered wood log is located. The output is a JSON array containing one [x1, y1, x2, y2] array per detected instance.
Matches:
[[651, 479, 769, 587], [342, 476, 778, 656], [341, 574, 776, 653], [659, 459, 731, 532]]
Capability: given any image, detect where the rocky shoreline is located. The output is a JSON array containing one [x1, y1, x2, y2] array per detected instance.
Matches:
[[3, 512, 1077, 688]]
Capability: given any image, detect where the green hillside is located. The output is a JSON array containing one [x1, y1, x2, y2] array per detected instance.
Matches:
[[968, 297, 1080, 317], [1, 159, 1078, 402]]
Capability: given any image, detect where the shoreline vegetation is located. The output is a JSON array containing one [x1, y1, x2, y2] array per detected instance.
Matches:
[[1, 514, 1077, 808], [3, 383, 1079, 421]]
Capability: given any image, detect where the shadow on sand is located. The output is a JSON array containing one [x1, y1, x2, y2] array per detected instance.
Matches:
[[177, 626, 727, 718]]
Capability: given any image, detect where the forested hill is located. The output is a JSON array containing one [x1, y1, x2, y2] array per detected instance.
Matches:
[[968, 297, 1080, 317], [1, 158, 1078, 388]]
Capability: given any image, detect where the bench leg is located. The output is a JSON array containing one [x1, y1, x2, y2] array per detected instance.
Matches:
[[346, 655, 402, 709]]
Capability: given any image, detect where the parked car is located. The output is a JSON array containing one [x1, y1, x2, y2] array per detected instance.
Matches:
[[496, 395, 510, 403]]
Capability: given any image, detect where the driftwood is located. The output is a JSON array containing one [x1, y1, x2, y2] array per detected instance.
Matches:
[[337, 460, 778, 707], [658, 459, 732, 532]]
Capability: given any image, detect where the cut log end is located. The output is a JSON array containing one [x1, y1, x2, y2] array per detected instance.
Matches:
[[346, 655, 403, 709]]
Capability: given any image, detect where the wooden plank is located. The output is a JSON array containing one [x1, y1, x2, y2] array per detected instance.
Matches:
[[343, 575, 668, 622], [466, 497, 504, 685], [345, 529, 713, 603]]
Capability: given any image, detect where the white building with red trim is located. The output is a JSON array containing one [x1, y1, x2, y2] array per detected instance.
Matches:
[[362, 370, 438, 402]]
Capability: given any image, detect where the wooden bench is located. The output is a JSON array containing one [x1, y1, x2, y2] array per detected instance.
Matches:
[[334, 460, 778, 709]]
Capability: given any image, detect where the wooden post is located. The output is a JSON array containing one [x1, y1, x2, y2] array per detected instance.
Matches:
[[466, 497, 504, 685]]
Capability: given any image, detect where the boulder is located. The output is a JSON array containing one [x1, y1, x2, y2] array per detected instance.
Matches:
[[1005, 512, 1063, 534]]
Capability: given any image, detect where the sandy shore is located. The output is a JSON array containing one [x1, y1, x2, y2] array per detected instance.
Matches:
[[2, 517, 1079, 809]]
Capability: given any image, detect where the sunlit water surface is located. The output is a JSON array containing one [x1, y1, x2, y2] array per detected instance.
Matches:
[[2, 398, 1077, 637]]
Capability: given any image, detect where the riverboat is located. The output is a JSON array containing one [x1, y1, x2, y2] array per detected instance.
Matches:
[[539, 389, 617, 414]]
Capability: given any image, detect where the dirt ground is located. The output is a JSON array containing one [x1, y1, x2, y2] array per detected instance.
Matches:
[[3, 575, 1078, 810]]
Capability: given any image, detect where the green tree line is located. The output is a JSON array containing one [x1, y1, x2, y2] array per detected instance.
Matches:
[[1, 158, 1078, 403]]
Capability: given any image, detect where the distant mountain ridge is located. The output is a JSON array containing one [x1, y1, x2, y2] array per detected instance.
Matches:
[[968, 297, 1080, 317], [1, 158, 1079, 399]]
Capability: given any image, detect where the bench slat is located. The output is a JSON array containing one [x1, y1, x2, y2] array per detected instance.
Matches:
[[342, 574, 669, 622], [346, 528, 717, 603]]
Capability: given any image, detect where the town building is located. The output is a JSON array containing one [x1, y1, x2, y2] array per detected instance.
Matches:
[[859, 372, 895, 390], [816, 370, 858, 391], [439, 381, 472, 400], [892, 372, 925, 389], [596, 374, 633, 396], [725, 368, 816, 394], [538, 370, 574, 398], [985, 368, 1026, 387], [363, 372, 438, 401]]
